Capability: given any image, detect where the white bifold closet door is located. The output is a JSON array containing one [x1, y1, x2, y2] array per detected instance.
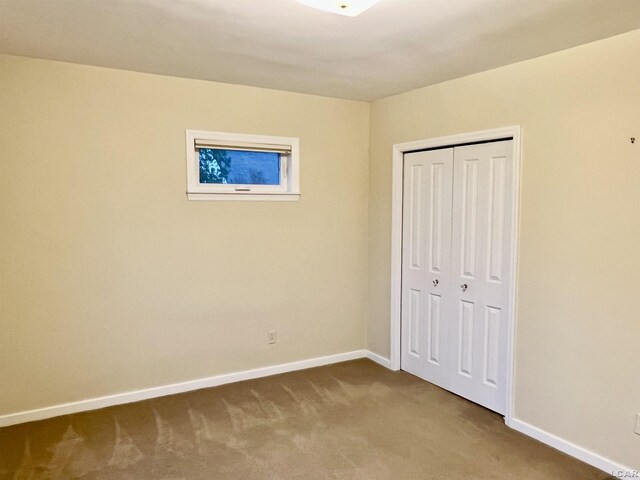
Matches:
[[401, 140, 513, 414]]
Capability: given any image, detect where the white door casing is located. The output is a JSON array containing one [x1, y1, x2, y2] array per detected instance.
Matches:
[[400, 139, 514, 414]]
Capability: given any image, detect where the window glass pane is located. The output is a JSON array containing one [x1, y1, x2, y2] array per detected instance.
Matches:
[[199, 148, 280, 185]]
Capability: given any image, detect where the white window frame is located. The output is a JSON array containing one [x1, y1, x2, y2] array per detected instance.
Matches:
[[186, 130, 300, 201]]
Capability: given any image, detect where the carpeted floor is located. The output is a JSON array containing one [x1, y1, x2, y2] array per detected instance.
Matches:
[[0, 359, 613, 479]]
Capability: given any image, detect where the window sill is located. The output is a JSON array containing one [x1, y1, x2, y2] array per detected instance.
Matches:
[[187, 193, 301, 202]]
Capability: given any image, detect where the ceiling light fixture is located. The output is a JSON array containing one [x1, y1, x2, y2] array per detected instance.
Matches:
[[297, 0, 382, 17]]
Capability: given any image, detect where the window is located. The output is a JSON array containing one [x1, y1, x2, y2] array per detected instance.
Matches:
[[186, 130, 300, 201]]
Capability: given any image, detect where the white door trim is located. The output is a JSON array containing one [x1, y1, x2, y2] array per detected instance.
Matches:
[[390, 126, 522, 423]]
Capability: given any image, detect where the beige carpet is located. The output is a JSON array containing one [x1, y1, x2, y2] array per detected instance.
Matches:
[[0, 359, 613, 479]]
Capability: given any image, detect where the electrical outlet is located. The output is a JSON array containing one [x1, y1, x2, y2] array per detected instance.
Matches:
[[635, 413, 640, 435], [267, 330, 277, 345]]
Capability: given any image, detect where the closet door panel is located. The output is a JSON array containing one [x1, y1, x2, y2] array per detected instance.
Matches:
[[401, 149, 453, 388], [449, 140, 513, 414]]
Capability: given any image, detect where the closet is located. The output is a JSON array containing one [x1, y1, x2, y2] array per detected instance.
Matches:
[[400, 139, 514, 414]]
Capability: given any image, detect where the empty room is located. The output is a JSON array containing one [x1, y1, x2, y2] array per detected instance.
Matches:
[[1, 0, 639, 478]]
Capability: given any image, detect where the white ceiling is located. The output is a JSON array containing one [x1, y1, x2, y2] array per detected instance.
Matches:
[[2, 0, 640, 101]]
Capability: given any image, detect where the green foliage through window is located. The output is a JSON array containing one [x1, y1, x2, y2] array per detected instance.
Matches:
[[199, 149, 231, 184]]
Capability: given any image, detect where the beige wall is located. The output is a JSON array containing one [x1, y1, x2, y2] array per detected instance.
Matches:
[[0, 55, 370, 415], [368, 29, 640, 468]]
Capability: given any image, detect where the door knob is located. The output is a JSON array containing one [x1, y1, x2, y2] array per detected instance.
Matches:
[[460, 284, 468, 292], [433, 279, 439, 287]]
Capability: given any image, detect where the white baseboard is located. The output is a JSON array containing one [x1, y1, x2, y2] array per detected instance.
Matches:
[[507, 417, 636, 477], [366, 351, 393, 369], [0, 349, 371, 428]]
